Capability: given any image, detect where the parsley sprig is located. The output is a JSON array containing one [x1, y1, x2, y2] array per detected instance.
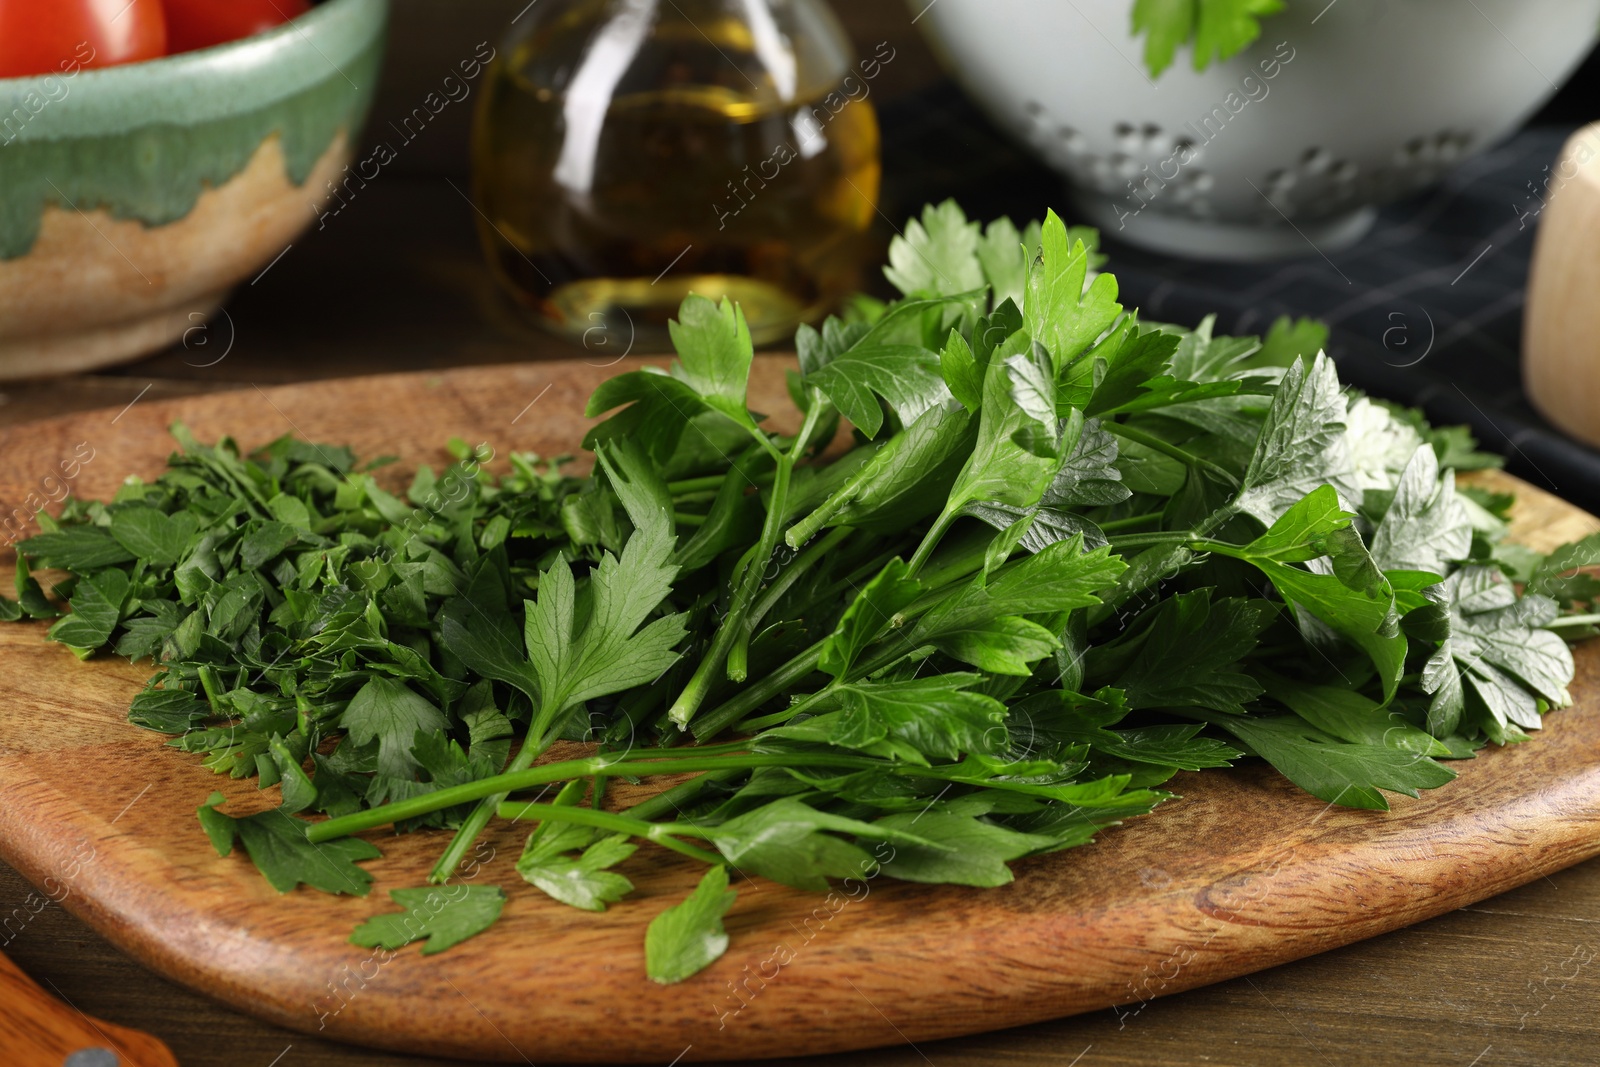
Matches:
[[1131, 0, 1286, 78], [8, 201, 1592, 984]]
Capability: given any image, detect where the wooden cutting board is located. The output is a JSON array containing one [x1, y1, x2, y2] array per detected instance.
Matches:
[[2, 359, 1599, 1064]]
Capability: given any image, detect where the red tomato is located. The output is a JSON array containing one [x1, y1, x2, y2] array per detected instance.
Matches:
[[162, 0, 312, 54], [0, 0, 167, 79]]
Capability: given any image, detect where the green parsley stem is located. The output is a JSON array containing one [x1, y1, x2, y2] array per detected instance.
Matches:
[[313, 753, 779, 840], [906, 508, 959, 576], [425, 723, 561, 884], [711, 538, 1001, 736], [666, 475, 725, 494], [774, 540, 903, 625], [1106, 531, 1202, 549], [690, 638, 827, 740], [1186, 537, 1242, 555], [196, 665, 226, 714], [623, 768, 744, 821], [667, 470, 777, 496], [912, 525, 995, 588], [735, 611, 954, 735], [312, 748, 1089, 842], [784, 444, 882, 549], [730, 525, 855, 677], [735, 690, 829, 732], [1545, 614, 1600, 629], [428, 798, 500, 884], [1096, 513, 1164, 532], [669, 399, 831, 722], [430, 668, 628, 884], [665, 458, 793, 722], [493, 801, 724, 865], [1104, 422, 1240, 488], [1107, 531, 1239, 553]]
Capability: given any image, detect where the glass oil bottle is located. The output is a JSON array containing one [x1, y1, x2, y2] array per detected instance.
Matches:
[[471, 0, 883, 350]]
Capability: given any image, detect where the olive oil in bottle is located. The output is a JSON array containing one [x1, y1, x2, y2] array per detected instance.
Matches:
[[472, 0, 882, 350]]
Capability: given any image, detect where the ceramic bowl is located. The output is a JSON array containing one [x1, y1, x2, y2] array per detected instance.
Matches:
[[0, 0, 388, 379], [916, 0, 1600, 260]]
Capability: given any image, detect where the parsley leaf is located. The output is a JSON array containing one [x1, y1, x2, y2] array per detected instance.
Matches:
[[45, 568, 130, 655], [1092, 723, 1243, 770], [766, 674, 1007, 762], [666, 294, 760, 432], [645, 865, 736, 984], [1437, 567, 1572, 742], [1131, 0, 1194, 78], [1236, 354, 1351, 525], [1214, 487, 1407, 700], [976, 215, 1052, 309], [518, 825, 637, 912], [19, 525, 135, 570], [523, 483, 686, 728], [350, 885, 506, 955], [1254, 315, 1330, 369], [339, 678, 450, 779], [1205, 713, 1454, 811], [883, 200, 986, 299], [1093, 590, 1272, 713], [1132, 0, 1285, 78], [706, 798, 942, 891], [818, 558, 922, 678], [802, 343, 945, 439], [1026, 210, 1122, 374], [197, 793, 380, 895], [1132, 0, 1292, 75], [1528, 532, 1600, 608], [1260, 673, 1450, 757], [874, 812, 1055, 887], [14, 558, 58, 619], [438, 596, 542, 703], [110, 506, 200, 566], [941, 334, 1062, 515], [1193, 0, 1285, 71], [1044, 412, 1132, 509], [910, 537, 1127, 666], [938, 328, 983, 410], [1369, 446, 1472, 575], [1083, 326, 1184, 418]]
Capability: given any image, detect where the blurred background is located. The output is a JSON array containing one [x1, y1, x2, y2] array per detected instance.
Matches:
[[5, 0, 1600, 510], [4, 0, 1596, 514]]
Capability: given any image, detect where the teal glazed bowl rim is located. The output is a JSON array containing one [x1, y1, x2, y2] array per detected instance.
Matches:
[[0, 0, 388, 262], [0, 0, 389, 141]]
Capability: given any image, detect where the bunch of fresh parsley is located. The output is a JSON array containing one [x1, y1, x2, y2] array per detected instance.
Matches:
[[8, 200, 1598, 983]]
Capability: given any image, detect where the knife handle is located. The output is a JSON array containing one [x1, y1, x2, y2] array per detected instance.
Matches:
[[0, 948, 177, 1067]]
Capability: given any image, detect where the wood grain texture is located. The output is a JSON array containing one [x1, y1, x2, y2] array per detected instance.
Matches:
[[9, 859, 1600, 1067], [0, 947, 177, 1067], [0, 360, 1598, 1064]]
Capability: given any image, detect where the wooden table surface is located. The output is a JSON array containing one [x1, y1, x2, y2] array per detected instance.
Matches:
[[2, 2, 1598, 1064]]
